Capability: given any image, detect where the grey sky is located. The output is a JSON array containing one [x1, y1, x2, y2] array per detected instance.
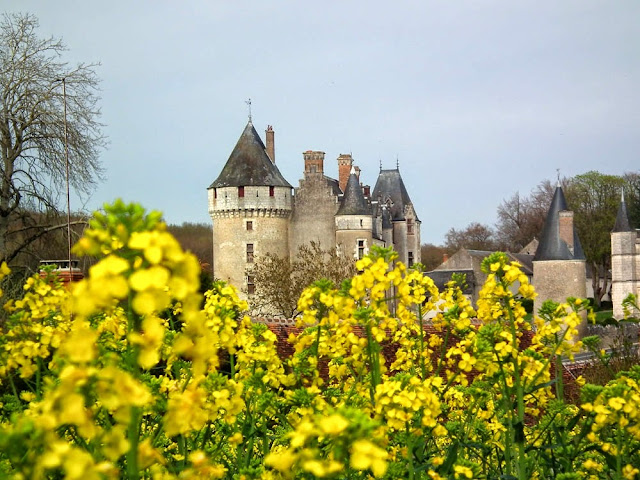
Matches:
[[8, 1, 640, 244]]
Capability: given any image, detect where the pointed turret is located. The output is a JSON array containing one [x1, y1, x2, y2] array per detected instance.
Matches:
[[613, 189, 633, 233], [372, 168, 416, 221], [611, 189, 639, 319], [533, 184, 587, 337], [336, 168, 371, 216], [209, 121, 291, 188], [208, 121, 293, 301], [534, 185, 585, 261], [372, 167, 421, 267]]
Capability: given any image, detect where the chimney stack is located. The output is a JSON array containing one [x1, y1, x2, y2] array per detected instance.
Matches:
[[558, 211, 575, 254], [337, 154, 353, 193], [265, 125, 275, 163], [303, 150, 325, 177]]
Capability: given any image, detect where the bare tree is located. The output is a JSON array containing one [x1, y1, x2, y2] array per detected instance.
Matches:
[[251, 241, 356, 318], [0, 13, 105, 265], [444, 222, 497, 252], [420, 243, 450, 271]]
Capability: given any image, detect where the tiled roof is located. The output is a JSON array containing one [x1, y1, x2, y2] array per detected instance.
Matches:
[[372, 169, 416, 221], [336, 172, 371, 216], [209, 122, 292, 188]]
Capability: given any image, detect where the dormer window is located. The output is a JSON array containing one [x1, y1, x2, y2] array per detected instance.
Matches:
[[407, 219, 414, 235]]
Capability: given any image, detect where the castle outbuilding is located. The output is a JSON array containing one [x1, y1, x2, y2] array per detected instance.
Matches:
[[208, 121, 421, 298], [611, 191, 640, 319], [533, 183, 587, 335]]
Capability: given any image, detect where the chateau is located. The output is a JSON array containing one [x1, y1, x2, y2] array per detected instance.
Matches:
[[207, 121, 421, 297]]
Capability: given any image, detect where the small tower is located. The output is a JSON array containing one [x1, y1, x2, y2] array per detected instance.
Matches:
[[611, 190, 640, 318], [372, 168, 421, 267], [533, 184, 587, 335], [207, 121, 292, 297], [335, 168, 373, 259]]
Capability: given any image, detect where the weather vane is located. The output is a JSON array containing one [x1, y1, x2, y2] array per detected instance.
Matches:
[[245, 98, 252, 122]]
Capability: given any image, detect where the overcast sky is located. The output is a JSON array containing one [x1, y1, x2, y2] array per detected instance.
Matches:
[[7, 1, 640, 244]]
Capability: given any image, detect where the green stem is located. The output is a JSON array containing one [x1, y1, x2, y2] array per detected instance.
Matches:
[[418, 305, 426, 380], [126, 406, 141, 480], [504, 300, 526, 480]]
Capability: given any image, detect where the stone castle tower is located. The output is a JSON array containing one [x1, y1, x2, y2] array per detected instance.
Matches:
[[208, 121, 421, 299], [611, 191, 640, 318], [207, 122, 293, 294], [533, 184, 587, 334]]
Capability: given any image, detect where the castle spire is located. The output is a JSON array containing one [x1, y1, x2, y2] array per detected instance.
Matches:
[[613, 188, 633, 232], [534, 184, 585, 261]]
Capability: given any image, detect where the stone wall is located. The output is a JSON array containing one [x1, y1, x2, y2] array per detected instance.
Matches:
[[611, 231, 640, 319], [212, 214, 291, 299], [289, 176, 340, 255], [533, 259, 587, 336]]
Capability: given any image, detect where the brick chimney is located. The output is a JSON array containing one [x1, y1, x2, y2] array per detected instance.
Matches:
[[337, 154, 353, 193], [265, 125, 275, 163], [558, 210, 575, 254], [303, 150, 325, 177]]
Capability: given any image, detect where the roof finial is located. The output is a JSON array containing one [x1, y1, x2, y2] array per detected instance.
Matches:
[[396, 155, 399, 170], [379, 159, 382, 172], [622, 187, 626, 203], [556, 168, 561, 187], [245, 98, 252, 123]]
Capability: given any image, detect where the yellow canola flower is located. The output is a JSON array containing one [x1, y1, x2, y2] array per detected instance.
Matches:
[[350, 439, 388, 477], [320, 414, 350, 435]]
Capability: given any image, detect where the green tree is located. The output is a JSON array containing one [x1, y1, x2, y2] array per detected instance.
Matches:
[[0, 13, 105, 265], [565, 171, 627, 307]]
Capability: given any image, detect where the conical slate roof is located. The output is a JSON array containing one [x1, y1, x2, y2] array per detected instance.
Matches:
[[534, 186, 585, 261], [336, 172, 371, 216], [372, 169, 416, 221], [613, 191, 633, 232], [209, 122, 291, 188]]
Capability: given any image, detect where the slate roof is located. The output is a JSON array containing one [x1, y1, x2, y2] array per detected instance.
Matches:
[[534, 186, 585, 261], [425, 269, 476, 295], [372, 168, 416, 221], [336, 172, 371, 216], [209, 122, 292, 189], [613, 191, 633, 232], [464, 249, 534, 275]]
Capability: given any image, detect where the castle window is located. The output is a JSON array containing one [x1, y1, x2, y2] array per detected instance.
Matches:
[[407, 219, 414, 235], [408, 251, 414, 267], [238, 186, 244, 197], [247, 275, 255, 295], [358, 239, 365, 259], [246, 221, 253, 231], [269, 186, 275, 197], [214, 188, 217, 199], [246, 243, 254, 263]]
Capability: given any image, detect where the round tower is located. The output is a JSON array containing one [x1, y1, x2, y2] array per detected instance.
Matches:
[[208, 122, 292, 297], [335, 168, 373, 259], [533, 185, 587, 337], [611, 190, 639, 319]]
